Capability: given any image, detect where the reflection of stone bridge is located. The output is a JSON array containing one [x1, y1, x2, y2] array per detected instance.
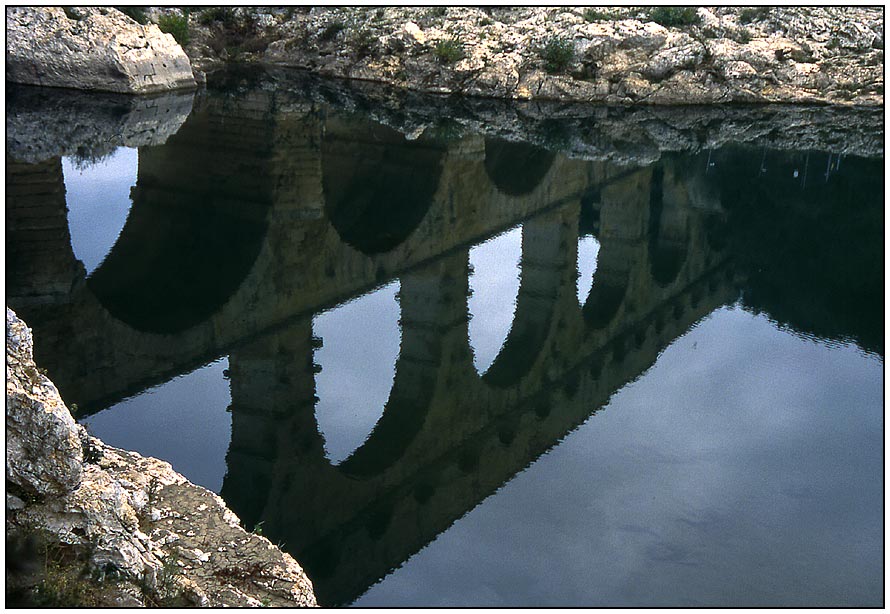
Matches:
[[7, 91, 737, 605]]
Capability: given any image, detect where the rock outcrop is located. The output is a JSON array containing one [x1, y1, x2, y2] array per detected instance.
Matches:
[[183, 6, 883, 106], [6, 6, 882, 105], [6, 6, 196, 94], [6, 308, 317, 607]]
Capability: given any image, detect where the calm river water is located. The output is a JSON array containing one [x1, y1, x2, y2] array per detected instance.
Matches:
[[6, 69, 883, 607]]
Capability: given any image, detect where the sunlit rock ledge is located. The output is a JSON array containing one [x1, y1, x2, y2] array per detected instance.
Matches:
[[199, 6, 883, 106], [6, 307, 317, 607], [6, 7, 883, 106]]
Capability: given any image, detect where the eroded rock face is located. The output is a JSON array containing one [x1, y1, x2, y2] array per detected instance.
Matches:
[[6, 307, 83, 499], [6, 308, 317, 607], [6, 6, 196, 94], [188, 6, 882, 105]]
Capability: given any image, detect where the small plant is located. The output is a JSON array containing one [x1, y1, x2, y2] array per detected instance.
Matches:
[[648, 7, 701, 27], [738, 7, 771, 24], [538, 36, 575, 74], [199, 7, 235, 26], [116, 6, 148, 24], [582, 8, 616, 23], [62, 7, 84, 21], [158, 13, 190, 46], [252, 521, 264, 536], [351, 27, 377, 58], [431, 6, 447, 17], [141, 552, 183, 607], [733, 28, 752, 44], [433, 36, 466, 64], [318, 20, 345, 42], [479, 17, 494, 26]]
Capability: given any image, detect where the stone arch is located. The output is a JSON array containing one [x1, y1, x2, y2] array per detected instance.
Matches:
[[335, 257, 466, 478], [322, 119, 445, 255], [648, 164, 690, 288], [479, 215, 569, 388], [580, 170, 654, 329], [483, 138, 557, 196], [87, 180, 270, 334]]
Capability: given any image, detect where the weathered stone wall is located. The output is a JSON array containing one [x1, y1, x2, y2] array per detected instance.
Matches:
[[6, 308, 317, 607]]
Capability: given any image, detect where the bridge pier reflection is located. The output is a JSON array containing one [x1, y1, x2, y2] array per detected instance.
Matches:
[[7, 87, 753, 606]]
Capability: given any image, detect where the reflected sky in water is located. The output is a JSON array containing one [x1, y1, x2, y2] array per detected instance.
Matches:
[[576, 235, 601, 305], [355, 305, 882, 607], [468, 225, 522, 374], [7, 80, 881, 608], [63, 147, 137, 276], [81, 358, 232, 493], [314, 281, 401, 465]]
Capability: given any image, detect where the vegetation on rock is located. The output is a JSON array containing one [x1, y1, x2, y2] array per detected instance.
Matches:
[[538, 36, 575, 74], [158, 12, 190, 46], [434, 37, 466, 64], [648, 7, 701, 27]]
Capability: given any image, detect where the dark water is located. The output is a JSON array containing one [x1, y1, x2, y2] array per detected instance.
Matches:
[[6, 69, 884, 607]]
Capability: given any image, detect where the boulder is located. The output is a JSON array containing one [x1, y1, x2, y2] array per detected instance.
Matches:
[[6, 7, 196, 94]]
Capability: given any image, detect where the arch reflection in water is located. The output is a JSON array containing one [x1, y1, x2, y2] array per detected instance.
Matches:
[[63, 147, 138, 276], [468, 225, 522, 375], [576, 235, 601, 306], [313, 281, 401, 465]]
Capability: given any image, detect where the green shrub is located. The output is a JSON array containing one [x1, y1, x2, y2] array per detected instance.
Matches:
[[199, 7, 236, 26], [538, 36, 575, 74], [158, 13, 190, 46], [433, 37, 466, 63], [734, 29, 752, 44], [738, 7, 771, 24], [351, 27, 378, 58], [582, 8, 616, 22], [319, 20, 346, 42], [116, 6, 148, 25], [431, 6, 447, 17], [648, 7, 701, 27], [62, 7, 84, 21]]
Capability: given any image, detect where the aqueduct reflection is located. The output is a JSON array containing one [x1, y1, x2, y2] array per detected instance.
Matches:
[[8, 80, 882, 606]]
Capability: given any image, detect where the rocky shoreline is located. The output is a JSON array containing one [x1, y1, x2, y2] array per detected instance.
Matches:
[[5, 6, 884, 106], [6, 308, 317, 607]]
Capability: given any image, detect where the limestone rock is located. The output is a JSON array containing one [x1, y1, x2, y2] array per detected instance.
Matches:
[[6, 307, 317, 606], [6, 6, 196, 94], [6, 307, 83, 498], [244, 6, 884, 105]]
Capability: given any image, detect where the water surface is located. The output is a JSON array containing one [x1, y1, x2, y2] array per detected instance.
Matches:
[[5, 71, 883, 607]]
